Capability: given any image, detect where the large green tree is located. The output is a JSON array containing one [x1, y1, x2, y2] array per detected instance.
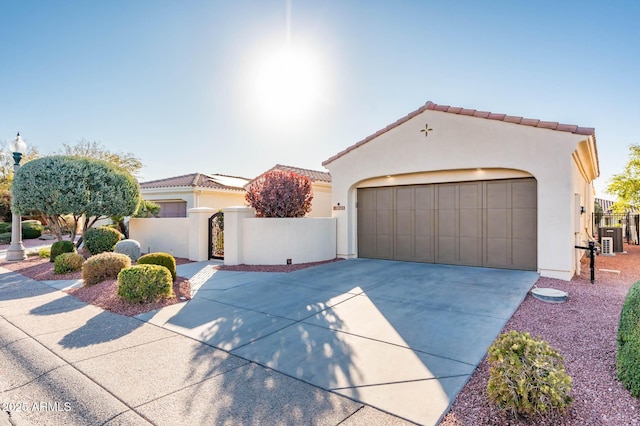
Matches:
[[607, 144, 640, 212], [12, 156, 140, 242]]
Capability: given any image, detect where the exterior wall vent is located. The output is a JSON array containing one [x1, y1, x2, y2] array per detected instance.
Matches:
[[601, 237, 614, 255]]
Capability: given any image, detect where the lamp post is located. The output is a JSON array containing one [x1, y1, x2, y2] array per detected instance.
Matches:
[[6, 133, 27, 261]]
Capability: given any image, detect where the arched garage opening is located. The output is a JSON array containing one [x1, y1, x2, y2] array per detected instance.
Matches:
[[357, 177, 537, 271]]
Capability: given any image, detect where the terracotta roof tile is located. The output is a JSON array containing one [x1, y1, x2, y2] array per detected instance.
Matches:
[[487, 113, 506, 120], [141, 173, 250, 191], [323, 101, 596, 166], [245, 164, 332, 188]]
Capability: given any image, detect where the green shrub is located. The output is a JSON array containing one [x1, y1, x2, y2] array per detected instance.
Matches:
[[54, 252, 85, 274], [39, 247, 51, 258], [114, 239, 141, 262], [617, 280, 640, 396], [0, 222, 11, 233], [137, 252, 177, 281], [83, 226, 123, 255], [21, 220, 44, 239], [487, 330, 572, 417], [117, 264, 174, 303], [0, 232, 11, 244], [82, 252, 131, 286], [50, 240, 77, 262]]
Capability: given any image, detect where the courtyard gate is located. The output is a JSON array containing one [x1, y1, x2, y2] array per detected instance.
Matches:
[[208, 212, 224, 260]]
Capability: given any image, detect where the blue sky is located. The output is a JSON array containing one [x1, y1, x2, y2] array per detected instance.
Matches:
[[1, 1, 638, 198]]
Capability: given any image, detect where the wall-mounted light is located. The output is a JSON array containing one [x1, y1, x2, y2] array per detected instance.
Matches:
[[580, 206, 586, 215]]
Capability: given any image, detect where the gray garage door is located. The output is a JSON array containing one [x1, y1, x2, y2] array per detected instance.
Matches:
[[357, 178, 537, 270]]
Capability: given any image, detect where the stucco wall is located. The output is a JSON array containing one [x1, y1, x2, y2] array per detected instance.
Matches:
[[129, 217, 189, 258], [325, 109, 597, 280], [141, 188, 245, 211], [309, 182, 333, 217], [241, 218, 337, 265]]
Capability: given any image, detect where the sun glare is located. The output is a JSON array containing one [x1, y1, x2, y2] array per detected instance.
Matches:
[[250, 45, 324, 123]]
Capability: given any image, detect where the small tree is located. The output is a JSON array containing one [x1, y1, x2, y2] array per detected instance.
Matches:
[[245, 170, 313, 218], [60, 139, 143, 177], [12, 156, 140, 242], [607, 144, 640, 211]]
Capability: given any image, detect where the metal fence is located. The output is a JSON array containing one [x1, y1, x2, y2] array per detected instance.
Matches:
[[592, 212, 640, 245]]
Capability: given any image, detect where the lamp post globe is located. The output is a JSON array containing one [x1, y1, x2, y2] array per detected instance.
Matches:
[[6, 133, 27, 261]]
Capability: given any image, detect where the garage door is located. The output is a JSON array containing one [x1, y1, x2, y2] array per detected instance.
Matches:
[[357, 178, 537, 270]]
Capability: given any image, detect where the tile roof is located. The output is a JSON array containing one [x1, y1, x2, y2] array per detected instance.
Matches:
[[595, 198, 615, 213], [245, 164, 332, 188], [140, 173, 250, 191], [323, 101, 596, 166]]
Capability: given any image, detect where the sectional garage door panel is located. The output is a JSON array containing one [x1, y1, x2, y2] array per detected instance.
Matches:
[[395, 186, 435, 262], [357, 178, 537, 271], [484, 180, 537, 270], [436, 183, 483, 266]]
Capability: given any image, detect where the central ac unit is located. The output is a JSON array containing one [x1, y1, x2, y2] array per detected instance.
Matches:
[[601, 237, 614, 255]]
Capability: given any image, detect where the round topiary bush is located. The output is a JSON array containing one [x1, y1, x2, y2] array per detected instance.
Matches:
[[82, 252, 131, 286], [114, 239, 141, 262], [0, 222, 11, 233], [54, 252, 85, 274], [137, 252, 177, 281], [617, 280, 640, 396], [83, 226, 123, 255], [39, 247, 51, 259], [487, 330, 573, 417], [0, 232, 11, 244], [50, 240, 77, 262], [21, 220, 44, 239], [117, 264, 174, 303]]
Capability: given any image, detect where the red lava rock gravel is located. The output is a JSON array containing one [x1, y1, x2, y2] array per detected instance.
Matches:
[[440, 244, 640, 425], [0, 255, 194, 317]]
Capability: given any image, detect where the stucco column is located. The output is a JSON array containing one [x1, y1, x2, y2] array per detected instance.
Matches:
[[188, 207, 215, 261], [223, 206, 255, 265]]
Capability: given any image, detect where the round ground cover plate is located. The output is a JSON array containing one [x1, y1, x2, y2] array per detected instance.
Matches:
[[531, 287, 568, 303]]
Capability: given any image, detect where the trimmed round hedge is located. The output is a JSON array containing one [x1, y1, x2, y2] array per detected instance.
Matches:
[[117, 264, 174, 303], [137, 252, 176, 281], [82, 252, 131, 286], [617, 280, 640, 396], [50, 240, 77, 262], [83, 226, 123, 255], [54, 252, 85, 274], [22, 220, 44, 239]]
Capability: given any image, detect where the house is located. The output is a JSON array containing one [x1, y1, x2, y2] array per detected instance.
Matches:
[[323, 101, 599, 280], [245, 164, 333, 217], [140, 173, 250, 217], [140, 165, 332, 218]]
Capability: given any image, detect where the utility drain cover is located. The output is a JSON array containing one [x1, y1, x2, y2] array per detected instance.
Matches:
[[531, 287, 568, 303]]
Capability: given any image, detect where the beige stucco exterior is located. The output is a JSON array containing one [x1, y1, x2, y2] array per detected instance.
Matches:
[[324, 107, 599, 280], [142, 182, 332, 217], [141, 187, 246, 212]]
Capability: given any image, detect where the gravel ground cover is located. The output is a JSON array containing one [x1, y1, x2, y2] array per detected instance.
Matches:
[[441, 244, 640, 425], [0, 255, 194, 316]]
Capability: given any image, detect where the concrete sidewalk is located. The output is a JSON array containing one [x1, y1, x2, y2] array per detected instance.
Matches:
[[0, 268, 407, 425]]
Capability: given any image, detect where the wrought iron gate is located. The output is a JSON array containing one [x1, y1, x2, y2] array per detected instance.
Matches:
[[208, 212, 224, 260]]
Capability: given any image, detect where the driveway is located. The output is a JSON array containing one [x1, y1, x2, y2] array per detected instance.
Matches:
[[139, 259, 538, 425]]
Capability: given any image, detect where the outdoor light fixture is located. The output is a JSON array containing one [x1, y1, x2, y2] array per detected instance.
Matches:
[[7, 133, 26, 261]]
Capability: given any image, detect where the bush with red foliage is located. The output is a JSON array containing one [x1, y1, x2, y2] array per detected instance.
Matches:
[[245, 170, 313, 218]]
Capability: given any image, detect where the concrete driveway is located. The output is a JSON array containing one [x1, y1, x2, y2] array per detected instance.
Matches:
[[139, 259, 538, 425]]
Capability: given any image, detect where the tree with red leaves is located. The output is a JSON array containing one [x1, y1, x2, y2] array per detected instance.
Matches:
[[245, 170, 313, 218]]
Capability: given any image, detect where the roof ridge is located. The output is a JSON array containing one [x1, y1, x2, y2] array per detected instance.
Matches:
[[323, 101, 596, 166]]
